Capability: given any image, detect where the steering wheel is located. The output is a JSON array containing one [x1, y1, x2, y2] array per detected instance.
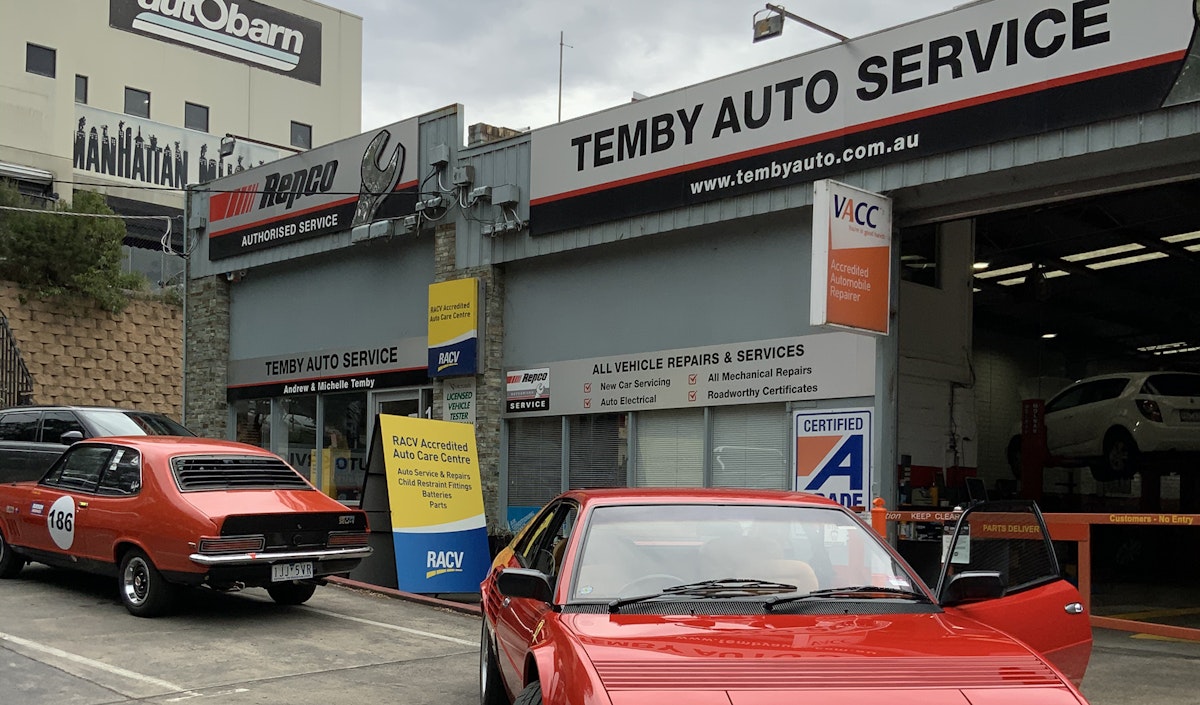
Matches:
[[616, 573, 685, 597]]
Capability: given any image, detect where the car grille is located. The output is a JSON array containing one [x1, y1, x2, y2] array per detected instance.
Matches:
[[591, 656, 1061, 689], [172, 455, 312, 491]]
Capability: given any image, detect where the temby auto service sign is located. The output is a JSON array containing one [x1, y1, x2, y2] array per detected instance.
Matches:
[[529, 0, 1200, 234]]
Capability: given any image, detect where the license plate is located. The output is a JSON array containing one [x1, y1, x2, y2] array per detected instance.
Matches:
[[1182, 409, 1200, 422], [271, 562, 314, 582]]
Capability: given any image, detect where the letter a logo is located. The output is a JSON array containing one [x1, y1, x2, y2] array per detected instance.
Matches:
[[803, 435, 864, 492]]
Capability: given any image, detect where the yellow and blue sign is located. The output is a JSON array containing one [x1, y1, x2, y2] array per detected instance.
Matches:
[[380, 414, 491, 592], [427, 278, 481, 378]]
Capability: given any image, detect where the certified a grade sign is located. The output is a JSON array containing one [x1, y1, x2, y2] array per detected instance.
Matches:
[[794, 408, 873, 510]]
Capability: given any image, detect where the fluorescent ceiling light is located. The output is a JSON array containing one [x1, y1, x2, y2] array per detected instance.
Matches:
[[975, 262, 1032, 279], [1187, 243, 1200, 253], [972, 261, 990, 270], [1061, 243, 1145, 262], [1085, 252, 1169, 269], [1158, 345, 1200, 356], [1162, 230, 1200, 244], [1041, 333, 1058, 339], [996, 269, 1068, 286], [1137, 341, 1188, 352]]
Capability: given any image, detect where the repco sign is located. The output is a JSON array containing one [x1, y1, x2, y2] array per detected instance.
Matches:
[[109, 0, 323, 84]]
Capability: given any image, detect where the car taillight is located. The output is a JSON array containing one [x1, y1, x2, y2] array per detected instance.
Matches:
[[327, 531, 370, 548], [1136, 399, 1163, 422], [198, 535, 265, 554]]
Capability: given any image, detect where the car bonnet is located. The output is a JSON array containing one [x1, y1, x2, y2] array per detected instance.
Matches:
[[556, 612, 1082, 705]]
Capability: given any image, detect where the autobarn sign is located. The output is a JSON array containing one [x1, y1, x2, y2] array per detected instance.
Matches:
[[109, 0, 323, 84], [529, 0, 1200, 234], [204, 118, 418, 260]]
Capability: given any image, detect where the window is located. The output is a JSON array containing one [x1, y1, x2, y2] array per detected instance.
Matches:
[[26, 43, 56, 77], [40, 411, 85, 444], [97, 448, 142, 496], [711, 404, 789, 489], [0, 411, 40, 441], [47, 445, 112, 493], [184, 102, 209, 132], [568, 414, 625, 489], [633, 408, 704, 487], [75, 75, 88, 104], [322, 391, 368, 503], [124, 87, 150, 118], [290, 121, 312, 149], [507, 416, 562, 509]]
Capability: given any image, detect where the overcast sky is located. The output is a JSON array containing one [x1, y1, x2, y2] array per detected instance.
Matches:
[[329, 0, 965, 134]]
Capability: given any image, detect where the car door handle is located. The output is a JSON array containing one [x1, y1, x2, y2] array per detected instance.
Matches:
[[1065, 602, 1084, 614], [78, 501, 89, 509]]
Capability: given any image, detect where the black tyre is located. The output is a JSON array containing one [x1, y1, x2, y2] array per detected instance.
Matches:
[[0, 528, 25, 579], [1093, 429, 1138, 482], [267, 581, 317, 605], [513, 681, 542, 705], [480, 620, 508, 705], [119, 549, 177, 617], [1006, 436, 1023, 479]]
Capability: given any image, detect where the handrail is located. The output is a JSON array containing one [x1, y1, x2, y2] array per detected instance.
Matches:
[[0, 314, 33, 407]]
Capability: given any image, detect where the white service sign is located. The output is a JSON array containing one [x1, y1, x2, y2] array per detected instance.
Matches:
[[505, 333, 876, 417]]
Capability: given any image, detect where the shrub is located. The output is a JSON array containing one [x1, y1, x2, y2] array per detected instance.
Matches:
[[0, 181, 145, 312]]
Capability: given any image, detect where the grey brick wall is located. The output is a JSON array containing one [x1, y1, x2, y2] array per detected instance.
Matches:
[[433, 223, 506, 535], [184, 274, 230, 437]]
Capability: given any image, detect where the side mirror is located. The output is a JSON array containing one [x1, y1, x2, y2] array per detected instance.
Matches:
[[941, 570, 1005, 606], [496, 567, 554, 603], [60, 431, 84, 445]]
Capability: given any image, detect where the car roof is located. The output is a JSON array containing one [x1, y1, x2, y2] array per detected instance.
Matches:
[[559, 486, 844, 509], [1067, 371, 1200, 385], [78, 436, 276, 455], [0, 405, 179, 415]]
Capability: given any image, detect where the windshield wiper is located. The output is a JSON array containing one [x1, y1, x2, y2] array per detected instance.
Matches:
[[764, 585, 930, 611], [607, 578, 797, 612]]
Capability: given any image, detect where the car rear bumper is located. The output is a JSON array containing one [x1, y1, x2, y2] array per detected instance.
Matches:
[[188, 546, 373, 566], [1131, 423, 1200, 453]]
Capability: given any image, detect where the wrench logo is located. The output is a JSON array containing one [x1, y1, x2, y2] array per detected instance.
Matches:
[[353, 129, 405, 226]]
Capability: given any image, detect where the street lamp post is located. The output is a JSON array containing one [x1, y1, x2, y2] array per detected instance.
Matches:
[[752, 4, 849, 43]]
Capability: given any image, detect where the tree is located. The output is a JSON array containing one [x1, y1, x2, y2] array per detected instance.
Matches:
[[0, 180, 146, 312]]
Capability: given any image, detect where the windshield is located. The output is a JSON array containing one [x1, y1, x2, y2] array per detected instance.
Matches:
[[569, 503, 917, 603], [81, 410, 194, 437]]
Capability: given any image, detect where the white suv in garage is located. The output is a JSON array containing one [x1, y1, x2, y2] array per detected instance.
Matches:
[[1007, 371, 1200, 481]]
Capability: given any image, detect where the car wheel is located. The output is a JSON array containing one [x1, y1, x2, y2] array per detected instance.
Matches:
[[1093, 429, 1139, 482], [267, 581, 317, 605], [480, 620, 508, 705], [1006, 436, 1022, 479], [119, 549, 177, 617], [513, 681, 542, 705], [0, 529, 25, 579]]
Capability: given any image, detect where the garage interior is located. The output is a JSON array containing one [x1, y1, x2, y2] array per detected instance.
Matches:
[[967, 178, 1200, 625]]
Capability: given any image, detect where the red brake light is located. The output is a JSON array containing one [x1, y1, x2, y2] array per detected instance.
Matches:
[[1136, 399, 1163, 422], [198, 535, 266, 554], [327, 531, 370, 548]]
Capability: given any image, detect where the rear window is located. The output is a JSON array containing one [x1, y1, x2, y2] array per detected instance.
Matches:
[[172, 454, 312, 491], [81, 410, 193, 437], [1142, 374, 1200, 397]]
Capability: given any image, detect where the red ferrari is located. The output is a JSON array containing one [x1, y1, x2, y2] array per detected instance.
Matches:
[[0, 436, 371, 616], [480, 489, 1092, 705]]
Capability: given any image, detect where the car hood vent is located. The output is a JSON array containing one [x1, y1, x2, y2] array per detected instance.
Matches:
[[591, 656, 1062, 689], [172, 455, 312, 491]]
